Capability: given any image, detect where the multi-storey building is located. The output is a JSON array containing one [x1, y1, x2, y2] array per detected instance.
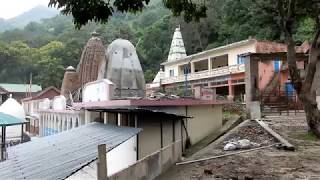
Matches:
[[148, 27, 290, 101]]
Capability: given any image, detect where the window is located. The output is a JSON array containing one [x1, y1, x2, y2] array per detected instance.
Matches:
[[169, 69, 175, 77], [237, 55, 245, 64]]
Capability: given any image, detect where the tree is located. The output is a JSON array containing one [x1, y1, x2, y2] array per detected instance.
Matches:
[[49, 0, 207, 28], [274, 0, 320, 136], [48, 0, 320, 137]]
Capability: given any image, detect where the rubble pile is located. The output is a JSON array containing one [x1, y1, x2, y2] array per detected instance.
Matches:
[[223, 139, 260, 151], [220, 120, 277, 150]]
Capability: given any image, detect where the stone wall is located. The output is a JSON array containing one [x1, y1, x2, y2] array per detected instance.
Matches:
[[109, 141, 182, 180]]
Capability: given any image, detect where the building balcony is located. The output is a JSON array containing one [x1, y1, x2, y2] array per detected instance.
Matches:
[[162, 64, 245, 85]]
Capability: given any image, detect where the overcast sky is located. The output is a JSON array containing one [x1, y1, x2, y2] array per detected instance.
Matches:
[[0, 0, 51, 19]]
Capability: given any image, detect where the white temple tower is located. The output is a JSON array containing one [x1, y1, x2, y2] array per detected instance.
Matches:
[[167, 26, 187, 62]]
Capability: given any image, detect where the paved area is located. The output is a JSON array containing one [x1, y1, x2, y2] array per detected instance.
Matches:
[[157, 114, 320, 180]]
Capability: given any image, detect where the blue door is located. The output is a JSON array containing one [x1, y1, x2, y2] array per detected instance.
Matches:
[[274, 59, 281, 73], [285, 82, 294, 100]]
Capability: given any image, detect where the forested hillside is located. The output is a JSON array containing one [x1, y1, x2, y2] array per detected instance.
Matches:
[[0, 0, 314, 88], [0, 6, 59, 32]]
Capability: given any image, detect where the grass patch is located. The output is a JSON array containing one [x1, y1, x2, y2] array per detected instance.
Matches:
[[223, 111, 232, 119], [296, 131, 319, 141]]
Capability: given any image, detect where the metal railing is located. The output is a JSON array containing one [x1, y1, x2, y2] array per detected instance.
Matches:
[[260, 90, 304, 115], [161, 64, 245, 84]]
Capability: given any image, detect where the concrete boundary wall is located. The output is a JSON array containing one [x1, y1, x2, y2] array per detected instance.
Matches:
[[109, 140, 182, 180]]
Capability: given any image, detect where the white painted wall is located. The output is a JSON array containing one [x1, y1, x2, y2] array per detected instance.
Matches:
[[67, 136, 138, 180], [107, 136, 137, 176], [53, 95, 66, 110], [164, 64, 179, 78], [163, 41, 256, 78], [83, 79, 114, 102]]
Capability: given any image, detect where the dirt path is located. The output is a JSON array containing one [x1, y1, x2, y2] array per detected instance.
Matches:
[[157, 114, 320, 180]]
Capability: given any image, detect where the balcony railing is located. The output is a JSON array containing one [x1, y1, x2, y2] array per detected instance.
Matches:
[[161, 64, 245, 84]]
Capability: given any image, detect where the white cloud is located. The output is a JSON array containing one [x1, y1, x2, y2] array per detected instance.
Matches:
[[0, 0, 51, 19]]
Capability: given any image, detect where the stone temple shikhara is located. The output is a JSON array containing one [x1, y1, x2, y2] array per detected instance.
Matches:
[[61, 32, 145, 101]]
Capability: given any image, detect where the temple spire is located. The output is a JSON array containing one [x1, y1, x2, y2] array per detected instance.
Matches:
[[167, 25, 187, 62]]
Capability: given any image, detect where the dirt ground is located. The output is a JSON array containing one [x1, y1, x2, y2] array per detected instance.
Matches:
[[157, 113, 320, 180]]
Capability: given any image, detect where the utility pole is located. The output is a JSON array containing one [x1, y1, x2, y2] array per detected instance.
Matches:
[[184, 61, 191, 97], [97, 144, 108, 180]]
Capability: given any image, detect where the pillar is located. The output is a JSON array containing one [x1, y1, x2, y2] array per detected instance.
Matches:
[[191, 62, 195, 73], [104, 112, 108, 124], [227, 79, 234, 101], [208, 58, 212, 70], [72, 117, 76, 128], [58, 116, 61, 133], [67, 116, 71, 130], [212, 87, 217, 101], [62, 117, 66, 131], [245, 55, 259, 111], [39, 115, 43, 136]]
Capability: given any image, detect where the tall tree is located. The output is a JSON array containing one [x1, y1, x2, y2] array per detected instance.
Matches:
[[48, 0, 320, 136], [275, 0, 320, 136]]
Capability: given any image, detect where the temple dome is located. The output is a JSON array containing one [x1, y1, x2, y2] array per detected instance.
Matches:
[[167, 26, 187, 62], [0, 95, 26, 120], [77, 33, 107, 87]]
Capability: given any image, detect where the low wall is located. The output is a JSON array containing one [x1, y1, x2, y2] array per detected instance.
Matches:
[[39, 110, 85, 137], [109, 140, 182, 180]]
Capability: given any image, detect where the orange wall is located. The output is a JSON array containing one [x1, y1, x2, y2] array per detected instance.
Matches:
[[258, 61, 275, 91]]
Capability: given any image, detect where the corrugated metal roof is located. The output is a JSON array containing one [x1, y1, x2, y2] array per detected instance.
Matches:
[[87, 107, 192, 119], [0, 84, 42, 93], [0, 123, 141, 180], [0, 112, 27, 126]]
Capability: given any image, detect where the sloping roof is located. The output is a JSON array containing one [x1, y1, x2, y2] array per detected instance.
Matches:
[[0, 84, 42, 93], [0, 123, 141, 180], [0, 112, 27, 126], [21, 86, 60, 101], [0, 86, 9, 94]]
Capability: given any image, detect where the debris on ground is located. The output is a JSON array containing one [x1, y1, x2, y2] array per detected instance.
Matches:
[[157, 114, 320, 180], [223, 139, 260, 151], [219, 120, 277, 149]]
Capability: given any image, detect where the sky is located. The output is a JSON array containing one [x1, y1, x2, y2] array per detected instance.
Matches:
[[0, 0, 51, 19]]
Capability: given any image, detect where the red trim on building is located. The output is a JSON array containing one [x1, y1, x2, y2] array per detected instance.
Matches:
[[73, 99, 231, 109], [21, 86, 60, 102]]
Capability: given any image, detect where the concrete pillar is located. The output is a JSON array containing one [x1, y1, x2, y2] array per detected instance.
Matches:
[[208, 58, 212, 70], [227, 79, 234, 101], [53, 116, 56, 132], [44, 118, 47, 136], [85, 111, 91, 124], [245, 55, 259, 111], [67, 116, 71, 130], [250, 101, 261, 119], [191, 62, 195, 73], [39, 115, 43, 136], [212, 87, 217, 101], [97, 144, 107, 180], [104, 112, 108, 124], [72, 117, 76, 128], [57, 116, 61, 133], [62, 117, 66, 131]]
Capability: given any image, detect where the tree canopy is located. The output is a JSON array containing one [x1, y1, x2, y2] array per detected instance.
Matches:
[[0, 0, 315, 87]]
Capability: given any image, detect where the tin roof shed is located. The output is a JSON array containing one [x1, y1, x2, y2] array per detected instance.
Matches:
[[0, 123, 141, 180]]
